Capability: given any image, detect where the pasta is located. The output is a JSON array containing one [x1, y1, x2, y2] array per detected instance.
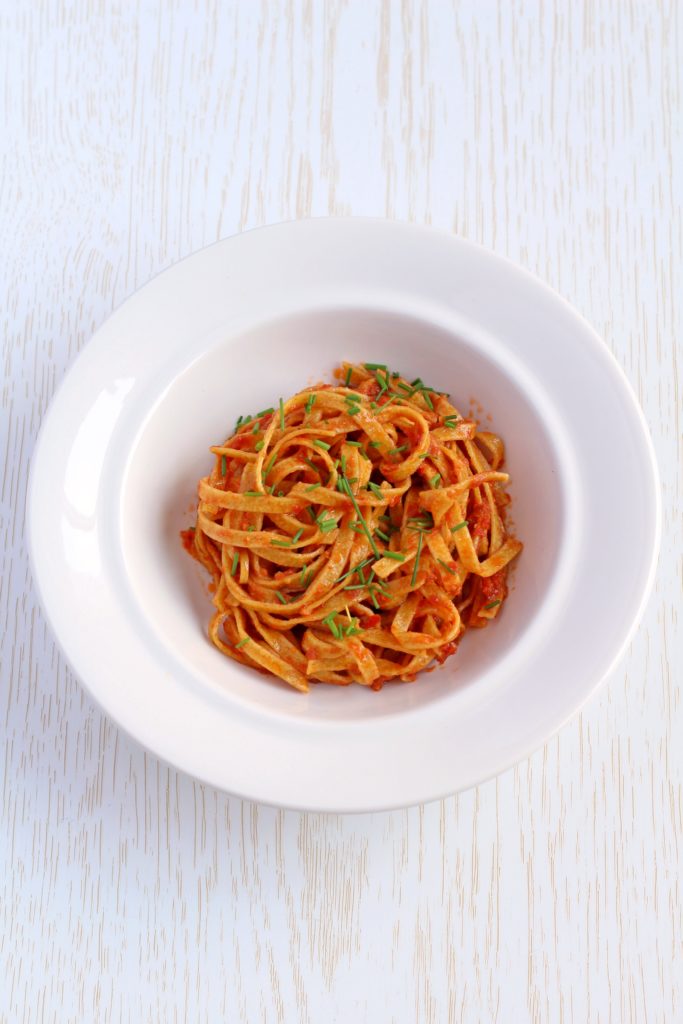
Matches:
[[181, 362, 522, 692]]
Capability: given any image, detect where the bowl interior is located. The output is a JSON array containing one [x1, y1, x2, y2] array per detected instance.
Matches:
[[119, 306, 567, 723]]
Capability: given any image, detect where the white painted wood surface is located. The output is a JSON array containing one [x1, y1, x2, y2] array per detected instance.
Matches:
[[2, 2, 681, 1021]]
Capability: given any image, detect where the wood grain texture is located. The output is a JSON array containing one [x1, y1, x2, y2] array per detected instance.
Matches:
[[1, 1, 681, 1021]]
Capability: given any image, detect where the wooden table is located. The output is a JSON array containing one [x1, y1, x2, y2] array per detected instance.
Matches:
[[2, 3, 680, 1021]]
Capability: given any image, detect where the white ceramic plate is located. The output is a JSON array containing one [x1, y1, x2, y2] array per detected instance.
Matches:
[[28, 220, 660, 812]]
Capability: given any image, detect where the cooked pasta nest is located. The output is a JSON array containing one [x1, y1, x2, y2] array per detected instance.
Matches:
[[182, 361, 522, 691]]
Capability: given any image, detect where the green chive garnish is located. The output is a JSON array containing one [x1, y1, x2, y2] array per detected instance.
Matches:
[[429, 473, 441, 488], [305, 483, 320, 492], [270, 539, 291, 548], [375, 528, 390, 542], [389, 445, 407, 454], [243, 490, 262, 497], [369, 441, 382, 449], [335, 556, 374, 584], [339, 477, 380, 557], [364, 362, 387, 371], [265, 453, 278, 476], [236, 415, 243, 429], [451, 521, 467, 532], [235, 637, 250, 649], [411, 531, 423, 586], [274, 591, 288, 605], [422, 391, 434, 410], [484, 599, 502, 610], [368, 482, 384, 500], [292, 528, 304, 544], [313, 439, 330, 451], [255, 440, 265, 451], [344, 367, 352, 386], [305, 394, 316, 414], [221, 455, 227, 476], [252, 420, 260, 434], [230, 552, 239, 576], [437, 558, 457, 575], [279, 397, 285, 430], [383, 551, 405, 562], [257, 407, 274, 417], [345, 440, 362, 447], [443, 416, 458, 428]]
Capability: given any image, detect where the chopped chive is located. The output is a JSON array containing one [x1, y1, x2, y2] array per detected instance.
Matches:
[[381, 395, 400, 408], [268, 483, 276, 494], [313, 439, 331, 451], [335, 556, 374, 584], [347, 406, 361, 417], [383, 551, 405, 562], [242, 415, 252, 425], [484, 599, 502, 610], [247, 525, 255, 532], [370, 589, 380, 609], [305, 483, 320, 492], [411, 531, 424, 586], [437, 558, 457, 575], [375, 528, 390, 542], [255, 440, 265, 451], [344, 366, 352, 386], [410, 378, 422, 387], [451, 521, 467, 532], [343, 583, 367, 591], [243, 490, 262, 497], [397, 381, 411, 393], [340, 454, 347, 475], [278, 490, 284, 496], [364, 362, 387, 371], [368, 482, 384, 500], [429, 473, 441, 489], [270, 539, 291, 548], [274, 591, 288, 605], [279, 397, 285, 430], [339, 477, 380, 557], [235, 637, 250, 649], [257, 407, 274, 417], [418, 453, 429, 459], [230, 552, 239, 577], [370, 402, 378, 409], [265, 453, 278, 476], [307, 506, 317, 522], [422, 391, 434, 410], [345, 440, 362, 447], [221, 454, 227, 476], [443, 416, 458, 428], [369, 441, 382, 449], [389, 445, 408, 454], [303, 457, 320, 473], [300, 566, 312, 588], [252, 420, 260, 434], [305, 394, 316, 414], [236, 415, 243, 429], [358, 448, 370, 461], [292, 527, 304, 544]]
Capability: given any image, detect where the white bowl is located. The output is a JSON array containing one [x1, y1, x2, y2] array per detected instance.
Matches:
[[28, 219, 660, 811]]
